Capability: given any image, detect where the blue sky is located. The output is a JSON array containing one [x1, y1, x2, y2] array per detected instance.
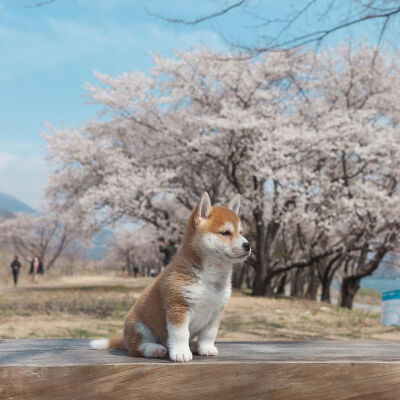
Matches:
[[0, 0, 380, 208]]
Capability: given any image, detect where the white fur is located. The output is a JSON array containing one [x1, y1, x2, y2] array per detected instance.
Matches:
[[221, 222, 234, 232], [167, 317, 193, 362], [197, 342, 219, 356], [135, 321, 156, 342], [196, 315, 220, 356], [175, 259, 232, 360], [90, 338, 109, 350], [141, 343, 168, 358], [185, 229, 245, 344], [197, 192, 212, 219], [200, 231, 249, 262], [185, 262, 232, 336], [228, 194, 240, 214], [136, 321, 167, 359], [172, 204, 249, 361]]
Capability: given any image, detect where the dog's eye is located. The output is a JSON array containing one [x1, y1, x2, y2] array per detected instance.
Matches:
[[220, 231, 231, 236]]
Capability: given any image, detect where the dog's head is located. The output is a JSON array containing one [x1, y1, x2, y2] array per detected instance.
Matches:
[[190, 192, 251, 264]]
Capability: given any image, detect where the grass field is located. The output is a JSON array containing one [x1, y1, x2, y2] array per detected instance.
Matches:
[[0, 274, 399, 341]]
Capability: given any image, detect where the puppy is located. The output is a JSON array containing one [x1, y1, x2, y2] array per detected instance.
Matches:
[[91, 192, 251, 362]]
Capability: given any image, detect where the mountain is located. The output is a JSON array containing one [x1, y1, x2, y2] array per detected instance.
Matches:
[[0, 192, 36, 215], [0, 208, 14, 218]]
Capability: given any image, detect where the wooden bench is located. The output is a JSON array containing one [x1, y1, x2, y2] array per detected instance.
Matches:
[[1, 339, 400, 399]]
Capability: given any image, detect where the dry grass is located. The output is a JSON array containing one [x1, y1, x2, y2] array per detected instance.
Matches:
[[0, 274, 398, 341], [220, 293, 398, 340]]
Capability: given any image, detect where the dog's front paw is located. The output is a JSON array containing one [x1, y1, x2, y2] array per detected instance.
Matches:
[[169, 345, 193, 362], [197, 343, 218, 356]]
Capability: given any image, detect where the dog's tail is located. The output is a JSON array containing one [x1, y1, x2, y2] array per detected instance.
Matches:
[[90, 337, 125, 351]]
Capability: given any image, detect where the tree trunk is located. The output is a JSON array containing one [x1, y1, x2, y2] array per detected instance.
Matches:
[[252, 204, 281, 297], [264, 272, 275, 297], [276, 273, 287, 296], [339, 242, 388, 309], [252, 211, 267, 296], [126, 254, 133, 275], [317, 253, 343, 304], [45, 230, 69, 270], [290, 268, 304, 298], [238, 262, 249, 290], [253, 258, 275, 297], [340, 276, 361, 309], [232, 263, 243, 289], [305, 266, 319, 300], [320, 275, 333, 303], [252, 264, 267, 296]]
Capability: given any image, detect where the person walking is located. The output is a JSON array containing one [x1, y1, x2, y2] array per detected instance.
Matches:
[[10, 255, 21, 287], [29, 256, 43, 283]]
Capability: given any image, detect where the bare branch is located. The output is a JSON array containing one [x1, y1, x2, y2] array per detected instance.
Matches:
[[147, 0, 248, 25], [15, 0, 57, 8]]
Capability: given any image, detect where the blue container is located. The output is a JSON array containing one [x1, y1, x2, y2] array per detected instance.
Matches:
[[382, 290, 400, 326]]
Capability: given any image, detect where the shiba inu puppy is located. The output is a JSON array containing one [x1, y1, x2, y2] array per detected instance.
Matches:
[[90, 192, 251, 362]]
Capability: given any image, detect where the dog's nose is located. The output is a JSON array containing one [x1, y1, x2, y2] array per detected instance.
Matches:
[[242, 242, 251, 252]]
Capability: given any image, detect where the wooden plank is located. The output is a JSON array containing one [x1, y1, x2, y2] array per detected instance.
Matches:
[[1, 340, 400, 399], [1, 339, 400, 364], [1, 363, 400, 400]]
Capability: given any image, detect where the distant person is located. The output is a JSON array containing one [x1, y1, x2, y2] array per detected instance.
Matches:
[[133, 266, 139, 278], [158, 237, 177, 267], [10, 255, 21, 287], [29, 256, 43, 283], [149, 268, 156, 278]]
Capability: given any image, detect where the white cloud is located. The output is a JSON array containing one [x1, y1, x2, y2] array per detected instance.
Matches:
[[0, 152, 17, 172]]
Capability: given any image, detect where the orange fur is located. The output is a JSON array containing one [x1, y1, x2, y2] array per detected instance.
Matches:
[[94, 193, 249, 361], [108, 337, 125, 351]]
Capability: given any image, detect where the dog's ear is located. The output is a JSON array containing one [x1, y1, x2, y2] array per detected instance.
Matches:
[[196, 192, 212, 220], [227, 194, 240, 215]]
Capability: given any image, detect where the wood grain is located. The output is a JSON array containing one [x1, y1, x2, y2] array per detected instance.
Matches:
[[1, 340, 400, 399]]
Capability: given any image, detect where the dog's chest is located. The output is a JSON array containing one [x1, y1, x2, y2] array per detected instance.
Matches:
[[182, 266, 231, 336]]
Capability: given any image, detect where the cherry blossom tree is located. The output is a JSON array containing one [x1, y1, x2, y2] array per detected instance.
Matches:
[[45, 48, 309, 295], [45, 41, 400, 305], [292, 40, 400, 306], [105, 226, 161, 276], [0, 212, 86, 270]]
